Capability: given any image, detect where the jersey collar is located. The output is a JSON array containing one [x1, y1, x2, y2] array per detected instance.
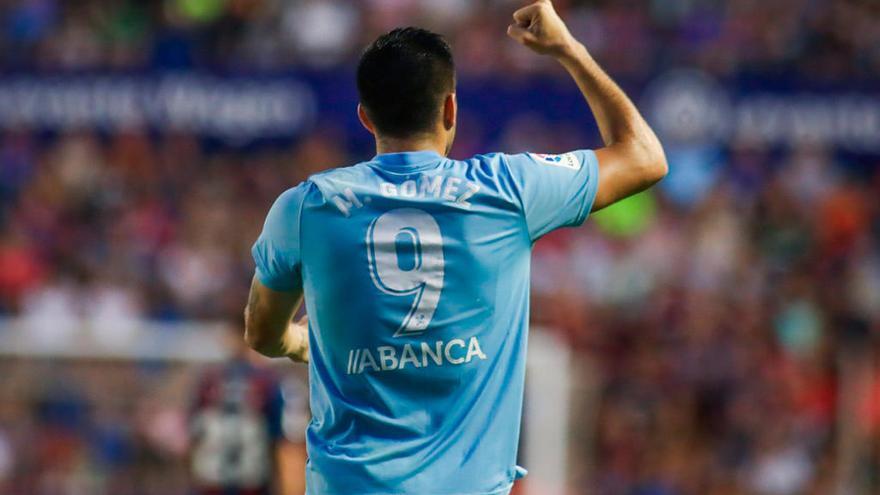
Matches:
[[372, 150, 444, 171]]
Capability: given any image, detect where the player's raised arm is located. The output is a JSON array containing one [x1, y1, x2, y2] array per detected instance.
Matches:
[[507, 0, 667, 211]]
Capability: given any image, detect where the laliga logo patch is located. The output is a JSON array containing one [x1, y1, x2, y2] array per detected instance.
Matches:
[[530, 152, 581, 171]]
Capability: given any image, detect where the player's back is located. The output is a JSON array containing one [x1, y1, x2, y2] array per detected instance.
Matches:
[[252, 149, 599, 494]]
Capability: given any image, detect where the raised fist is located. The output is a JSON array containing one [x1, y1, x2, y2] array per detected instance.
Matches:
[[506, 0, 577, 58]]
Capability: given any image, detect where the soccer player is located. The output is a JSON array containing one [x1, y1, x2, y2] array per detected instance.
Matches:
[[244, 1, 667, 493], [190, 324, 308, 495]]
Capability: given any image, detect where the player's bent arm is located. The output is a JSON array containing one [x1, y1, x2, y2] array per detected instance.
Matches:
[[507, 0, 667, 212], [244, 276, 309, 363], [561, 43, 667, 211]]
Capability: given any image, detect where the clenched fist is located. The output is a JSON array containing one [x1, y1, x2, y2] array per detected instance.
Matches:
[[285, 314, 310, 363], [506, 0, 579, 58]]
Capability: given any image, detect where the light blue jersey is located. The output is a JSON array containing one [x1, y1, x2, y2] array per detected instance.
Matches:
[[252, 149, 599, 495]]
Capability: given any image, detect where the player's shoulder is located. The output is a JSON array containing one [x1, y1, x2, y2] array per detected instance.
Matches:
[[268, 162, 365, 207], [457, 151, 578, 182], [462, 151, 506, 166], [459, 150, 582, 172], [304, 161, 376, 197], [269, 180, 315, 214], [501, 150, 591, 172], [453, 152, 515, 179], [460, 150, 597, 198]]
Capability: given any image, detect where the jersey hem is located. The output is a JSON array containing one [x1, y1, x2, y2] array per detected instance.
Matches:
[[305, 482, 513, 495]]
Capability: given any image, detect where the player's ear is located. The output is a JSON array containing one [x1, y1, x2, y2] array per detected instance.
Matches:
[[443, 93, 456, 131], [357, 104, 376, 135]]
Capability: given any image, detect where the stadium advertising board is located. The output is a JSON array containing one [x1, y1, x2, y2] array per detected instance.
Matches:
[[0, 70, 877, 154]]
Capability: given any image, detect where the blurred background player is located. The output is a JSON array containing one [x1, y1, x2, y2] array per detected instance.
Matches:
[[189, 320, 308, 495]]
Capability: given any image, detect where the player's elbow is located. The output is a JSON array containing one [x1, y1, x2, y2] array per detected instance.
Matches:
[[646, 152, 668, 184], [633, 137, 667, 185], [244, 327, 276, 357], [243, 322, 262, 352], [243, 314, 276, 357]]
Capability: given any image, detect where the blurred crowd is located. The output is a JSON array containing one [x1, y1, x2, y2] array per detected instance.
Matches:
[[529, 140, 880, 493], [0, 359, 194, 494], [0, 0, 878, 81], [1, 0, 879, 494], [0, 352, 309, 495]]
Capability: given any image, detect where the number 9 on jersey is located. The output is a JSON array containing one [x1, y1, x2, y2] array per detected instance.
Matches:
[[366, 208, 445, 337]]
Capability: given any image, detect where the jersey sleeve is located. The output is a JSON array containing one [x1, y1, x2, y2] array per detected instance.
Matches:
[[501, 150, 600, 241], [251, 183, 309, 291]]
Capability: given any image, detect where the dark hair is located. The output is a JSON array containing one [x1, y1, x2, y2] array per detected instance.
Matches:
[[357, 27, 455, 138]]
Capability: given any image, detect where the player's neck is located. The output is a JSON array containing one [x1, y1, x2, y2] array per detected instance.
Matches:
[[375, 134, 447, 157]]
